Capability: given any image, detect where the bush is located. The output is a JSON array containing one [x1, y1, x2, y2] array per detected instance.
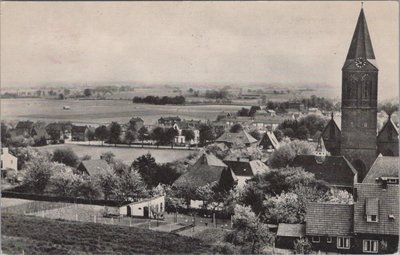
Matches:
[[212, 242, 237, 254], [52, 148, 79, 167], [294, 238, 312, 254]]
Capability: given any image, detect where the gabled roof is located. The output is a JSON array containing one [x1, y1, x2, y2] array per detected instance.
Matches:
[[216, 130, 257, 145], [77, 159, 110, 176], [224, 159, 269, 177], [31, 127, 50, 139], [158, 116, 181, 122], [291, 155, 357, 188], [377, 116, 399, 140], [173, 152, 236, 188], [259, 131, 279, 150], [71, 125, 88, 133], [129, 117, 144, 123], [305, 203, 353, 236], [223, 146, 263, 161], [362, 155, 399, 183], [354, 183, 399, 235], [277, 223, 305, 238], [16, 121, 34, 129]]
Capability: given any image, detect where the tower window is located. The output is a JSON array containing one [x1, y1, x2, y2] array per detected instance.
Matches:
[[364, 122, 368, 128]]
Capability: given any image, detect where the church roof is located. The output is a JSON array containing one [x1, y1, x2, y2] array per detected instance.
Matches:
[[377, 116, 399, 138], [362, 155, 399, 183], [346, 8, 375, 60], [343, 8, 378, 70]]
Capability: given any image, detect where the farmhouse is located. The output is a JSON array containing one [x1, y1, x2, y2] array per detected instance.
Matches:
[[173, 120, 200, 145], [258, 131, 279, 151], [71, 125, 89, 141], [30, 126, 51, 143], [15, 120, 34, 137], [223, 159, 269, 187], [215, 130, 258, 148], [158, 116, 181, 127], [173, 152, 237, 191], [75, 159, 110, 176], [119, 195, 165, 218]]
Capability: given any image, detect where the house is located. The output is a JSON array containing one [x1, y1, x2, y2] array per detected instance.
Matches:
[[258, 131, 279, 152], [15, 120, 34, 137], [223, 159, 269, 187], [71, 125, 89, 141], [75, 159, 110, 176], [321, 113, 342, 156], [173, 152, 237, 206], [127, 117, 144, 131], [30, 126, 51, 143], [46, 122, 73, 140], [173, 120, 201, 145], [119, 195, 165, 218], [305, 203, 354, 253], [276, 223, 306, 249], [158, 116, 181, 127], [215, 130, 258, 148], [291, 138, 358, 189], [304, 156, 399, 254], [1, 148, 17, 171], [377, 115, 399, 156]]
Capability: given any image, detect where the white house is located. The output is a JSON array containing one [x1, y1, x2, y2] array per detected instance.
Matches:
[[119, 195, 165, 218], [1, 148, 17, 171], [173, 121, 200, 145]]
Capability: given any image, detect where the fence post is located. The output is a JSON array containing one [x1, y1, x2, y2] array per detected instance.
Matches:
[[129, 218, 132, 227], [94, 215, 96, 223]]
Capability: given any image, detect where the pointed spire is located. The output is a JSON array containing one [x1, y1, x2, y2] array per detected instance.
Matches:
[[315, 136, 327, 154], [331, 112, 334, 119], [345, 7, 375, 60]]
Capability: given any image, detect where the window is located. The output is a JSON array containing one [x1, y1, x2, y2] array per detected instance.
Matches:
[[337, 237, 350, 249], [363, 240, 378, 253], [312, 236, 320, 243], [367, 215, 378, 222], [364, 122, 368, 128], [327, 237, 332, 243], [160, 203, 163, 212]]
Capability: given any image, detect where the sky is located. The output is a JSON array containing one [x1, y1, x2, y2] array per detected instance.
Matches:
[[1, 1, 398, 100]]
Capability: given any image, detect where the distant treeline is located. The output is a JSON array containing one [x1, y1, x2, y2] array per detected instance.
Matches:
[[132, 95, 185, 105]]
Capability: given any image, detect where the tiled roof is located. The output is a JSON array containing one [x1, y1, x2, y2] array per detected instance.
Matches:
[[224, 160, 269, 177], [71, 125, 88, 133], [291, 155, 357, 188], [354, 183, 399, 235], [259, 131, 279, 150], [173, 152, 236, 188], [277, 223, 306, 238], [377, 117, 399, 140], [305, 203, 353, 236], [77, 159, 110, 176], [216, 130, 257, 145], [363, 156, 399, 183]]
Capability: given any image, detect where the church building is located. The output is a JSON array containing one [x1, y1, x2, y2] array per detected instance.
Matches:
[[321, 8, 399, 182]]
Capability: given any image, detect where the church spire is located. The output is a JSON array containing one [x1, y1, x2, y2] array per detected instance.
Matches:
[[345, 7, 375, 60]]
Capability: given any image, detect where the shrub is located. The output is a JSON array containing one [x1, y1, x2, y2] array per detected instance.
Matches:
[[294, 238, 312, 254]]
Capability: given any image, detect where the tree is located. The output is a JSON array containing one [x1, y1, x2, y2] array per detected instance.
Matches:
[[46, 126, 62, 143], [230, 124, 243, 133], [379, 102, 399, 116], [7, 136, 34, 148], [125, 130, 136, 147], [237, 107, 250, 117], [51, 169, 81, 197], [83, 88, 92, 97], [100, 151, 115, 164], [298, 114, 327, 138], [249, 130, 261, 140], [150, 127, 165, 148], [273, 129, 284, 142], [87, 128, 95, 145], [153, 163, 184, 185], [113, 170, 148, 205], [165, 127, 178, 148], [109, 122, 122, 146], [182, 129, 195, 147], [22, 156, 60, 194], [269, 139, 315, 168], [131, 153, 158, 187], [1, 122, 11, 145], [137, 126, 149, 147], [52, 148, 79, 167], [227, 205, 273, 254], [93, 165, 118, 201], [95, 125, 109, 146], [199, 124, 215, 145], [58, 93, 65, 100]]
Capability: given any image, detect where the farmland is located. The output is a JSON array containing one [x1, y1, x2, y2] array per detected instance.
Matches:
[[36, 143, 196, 164], [1, 98, 247, 125], [1, 214, 212, 254]]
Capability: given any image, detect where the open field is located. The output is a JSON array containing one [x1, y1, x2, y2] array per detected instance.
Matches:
[[1, 98, 247, 125], [1, 214, 212, 254], [36, 143, 195, 164]]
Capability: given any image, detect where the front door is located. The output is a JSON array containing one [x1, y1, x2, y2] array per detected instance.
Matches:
[[143, 206, 149, 218], [127, 206, 131, 217]]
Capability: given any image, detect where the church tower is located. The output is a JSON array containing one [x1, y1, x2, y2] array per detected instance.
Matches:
[[341, 7, 378, 181]]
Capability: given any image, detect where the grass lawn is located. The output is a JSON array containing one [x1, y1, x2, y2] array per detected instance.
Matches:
[[1, 214, 212, 254], [36, 143, 195, 164]]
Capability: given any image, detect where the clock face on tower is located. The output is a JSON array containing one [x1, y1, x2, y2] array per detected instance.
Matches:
[[355, 57, 367, 69]]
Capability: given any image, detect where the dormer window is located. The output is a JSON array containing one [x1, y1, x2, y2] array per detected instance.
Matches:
[[366, 198, 379, 223], [388, 214, 395, 220]]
